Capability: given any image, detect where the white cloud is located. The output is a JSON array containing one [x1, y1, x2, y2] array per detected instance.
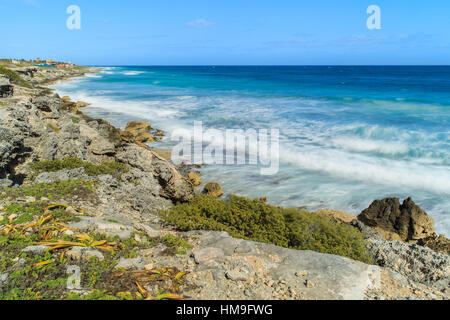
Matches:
[[187, 18, 214, 29]]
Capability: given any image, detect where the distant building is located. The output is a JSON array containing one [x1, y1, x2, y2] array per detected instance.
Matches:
[[36, 58, 42, 63], [11, 60, 19, 64], [46, 59, 54, 65]]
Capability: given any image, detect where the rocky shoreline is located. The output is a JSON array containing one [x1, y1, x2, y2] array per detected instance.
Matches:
[[0, 62, 448, 300]]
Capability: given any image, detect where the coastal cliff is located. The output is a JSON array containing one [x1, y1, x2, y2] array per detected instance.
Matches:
[[0, 61, 448, 300]]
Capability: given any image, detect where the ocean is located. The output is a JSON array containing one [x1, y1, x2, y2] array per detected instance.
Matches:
[[50, 66, 450, 236]]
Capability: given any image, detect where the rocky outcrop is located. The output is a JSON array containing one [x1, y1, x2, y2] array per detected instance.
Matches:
[[188, 171, 202, 186], [0, 76, 13, 98], [124, 121, 155, 143], [366, 239, 449, 294], [358, 197, 435, 242]]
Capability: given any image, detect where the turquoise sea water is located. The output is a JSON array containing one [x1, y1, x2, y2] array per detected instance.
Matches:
[[51, 66, 450, 235]]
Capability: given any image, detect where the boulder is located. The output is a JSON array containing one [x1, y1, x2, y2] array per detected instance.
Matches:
[[188, 171, 202, 186], [124, 121, 154, 143], [358, 197, 434, 242], [203, 182, 224, 198]]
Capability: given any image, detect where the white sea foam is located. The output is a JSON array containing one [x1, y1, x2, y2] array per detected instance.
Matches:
[[330, 136, 410, 155], [280, 145, 450, 195]]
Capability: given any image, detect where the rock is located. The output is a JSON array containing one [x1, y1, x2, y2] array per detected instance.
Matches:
[[88, 136, 116, 155], [124, 121, 154, 143], [33, 96, 60, 113], [135, 132, 155, 143], [0, 272, 8, 283], [116, 257, 146, 270], [225, 270, 248, 281], [0, 76, 13, 98], [66, 247, 104, 261], [8, 214, 17, 221], [358, 197, 435, 242], [144, 263, 154, 271], [316, 209, 356, 224], [366, 239, 450, 291], [203, 182, 224, 198], [192, 247, 225, 264], [418, 234, 450, 254], [188, 171, 202, 186], [117, 144, 195, 202], [137, 224, 162, 238], [21, 245, 50, 255]]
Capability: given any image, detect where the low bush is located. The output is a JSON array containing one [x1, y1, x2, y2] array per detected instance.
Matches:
[[0, 66, 32, 88], [160, 195, 371, 263], [29, 156, 128, 180]]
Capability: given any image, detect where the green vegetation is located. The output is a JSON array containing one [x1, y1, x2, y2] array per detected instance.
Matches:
[[0, 101, 7, 107], [0, 180, 95, 202], [160, 234, 193, 255], [160, 195, 371, 263], [29, 156, 129, 180], [0, 66, 32, 88], [0, 199, 188, 299], [46, 123, 60, 133], [71, 116, 80, 124]]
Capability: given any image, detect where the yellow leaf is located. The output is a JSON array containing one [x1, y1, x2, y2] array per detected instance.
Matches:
[[34, 260, 53, 267], [154, 293, 184, 300], [175, 272, 188, 280], [135, 282, 147, 296]]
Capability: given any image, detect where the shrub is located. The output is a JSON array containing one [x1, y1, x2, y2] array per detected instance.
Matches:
[[0, 66, 32, 88], [160, 195, 371, 263], [29, 156, 128, 180]]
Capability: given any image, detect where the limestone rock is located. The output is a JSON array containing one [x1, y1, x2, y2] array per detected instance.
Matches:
[[88, 136, 116, 155], [192, 247, 225, 264], [66, 247, 104, 261], [21, 245, 50, 255]]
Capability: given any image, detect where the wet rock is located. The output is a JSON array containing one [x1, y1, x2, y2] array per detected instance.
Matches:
[[358, 197, 435, 242], [203, 182, 224, 198]]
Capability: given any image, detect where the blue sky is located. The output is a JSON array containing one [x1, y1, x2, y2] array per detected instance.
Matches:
[[1, 0, 450, 65]]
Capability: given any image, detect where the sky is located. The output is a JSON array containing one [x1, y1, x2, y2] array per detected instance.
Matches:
[[1, 0, 450, 65]]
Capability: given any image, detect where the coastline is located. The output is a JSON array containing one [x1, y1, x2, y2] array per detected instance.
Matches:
[[0, 62, 449, 300]]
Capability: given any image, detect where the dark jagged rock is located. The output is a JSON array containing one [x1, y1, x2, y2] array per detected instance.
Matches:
[[358, 197, 435, 242], [0, 76, 13, 98]]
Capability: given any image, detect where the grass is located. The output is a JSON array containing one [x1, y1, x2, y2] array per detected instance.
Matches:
[[160, 195, 371, 263], [29, 156, 129, 180], [0, 180, 95, 203], [0, 66, 32, 88]]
